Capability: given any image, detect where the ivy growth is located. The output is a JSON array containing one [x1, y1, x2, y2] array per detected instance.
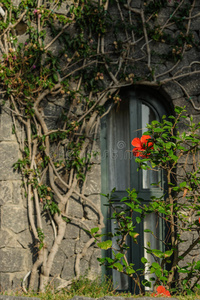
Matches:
[[0, 0, 200, 293]]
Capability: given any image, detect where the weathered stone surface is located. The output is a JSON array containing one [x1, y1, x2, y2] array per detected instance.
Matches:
[[173, 97, 199, 116], [0, 273, 11, 291], [0, 181, 12, 206], [17, 229, 33, 249], [64, 223, 80, 239], [84, 164, 101, 195], [88, 248, 101, 278], [50, 248, 66, 277], [2, 206, 28, 233], [41, 215, 54, 249], [0, 230, 12, 248], [42, 102, 63, 130], [12, 181, 23, 205], [68, 195, 83, 219], [90, 138, 101, 164], [163, 82, 184, 100], [79, 220, 98, 242], [60, 239, 76, 257], [0, 104, 15, 141], [83, 195, 101, 220], [61, 257, 75, 280], [180, 73, 200, 97], [0, 249, 26, 272], [0, 142, 20, 180], [79, 258, 90, 275], [75, 240, 85, 254]]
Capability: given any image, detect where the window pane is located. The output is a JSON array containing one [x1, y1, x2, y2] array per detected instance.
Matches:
[[143, 213, 160, 290], [142, 103, 156, 133], [141, 103, 158, 189], [107, 102, 130, 190]]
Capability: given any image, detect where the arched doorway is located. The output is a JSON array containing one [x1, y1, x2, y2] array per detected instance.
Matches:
[[101, 88, 171, 292]]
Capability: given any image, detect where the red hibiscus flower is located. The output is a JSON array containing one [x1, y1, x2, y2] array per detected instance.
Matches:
[[151, 286, 171, 297], [131, 135, 153, 158]]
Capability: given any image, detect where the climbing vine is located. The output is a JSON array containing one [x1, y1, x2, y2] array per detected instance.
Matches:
[[0, 0, 200, 292]]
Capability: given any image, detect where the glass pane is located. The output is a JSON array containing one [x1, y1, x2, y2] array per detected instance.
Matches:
[[142, 103, 156, 134], [143, 213, 160, 291], [107, 102, 130, 190], [142, 103, 158, 189]]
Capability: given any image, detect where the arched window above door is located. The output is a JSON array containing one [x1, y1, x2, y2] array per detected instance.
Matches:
[[101, 88, 170, 292]]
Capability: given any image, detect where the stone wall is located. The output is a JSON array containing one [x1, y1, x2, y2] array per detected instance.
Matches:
[[0, 102, 30, 289], [1, 0, 200, 293], [0, 98, 102, 290]]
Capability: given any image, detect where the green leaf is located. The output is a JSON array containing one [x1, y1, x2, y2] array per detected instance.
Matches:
[[113, 262, 123, 272], [164, 250, 173, 258], [154, 128, 164, 133], [122, 258, 128, 267], [144, 229, 152, 233], [129, 231, 139, 239], [97, 240, 112, 250], [152, 249, 164, 258], [91, 227, 99, 234], [115, 252, 124, 260], [151, 262, 161, 269], [141, 257, 148, 264], [155, 269, 162, 277], [134, 208, 142, 213], [126, 267, 135, 274], [136, 216, 141, 223], [180, 181, 187, 188], [160, 276, 168, 282]]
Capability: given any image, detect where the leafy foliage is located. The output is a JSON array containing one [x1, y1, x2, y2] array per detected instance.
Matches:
[[0, 0, 199, 293], [92, 107, 200, 295]]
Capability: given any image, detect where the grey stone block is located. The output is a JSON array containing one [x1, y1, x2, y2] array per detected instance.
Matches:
[[179, 74, 200, 97], [0, 181, 12, 206], [42, 103, 63, 130], [60, 239, 76, 257], [68, 196, 83, 219], [50, 247, 66, 277], [84, 164, 101, 195], [90, 139, 101, 164], [0, 230, 13, 248], [61, 257, 75, 280], [17, 229, 33, 249], [88, 248, 101, 277], [64, 223, 80, 239], [41, 216, 54, 250], [82, 195, 101, 221], [0, 142, 20, 180], [79, 258, 89, 275], [2, 206, 28, 233], [0, 248, 26, 272], [12, 181, 22, 205], [163, 82, 184, 100], [0, 104, 15, 142], [79, 220, 98, 242]]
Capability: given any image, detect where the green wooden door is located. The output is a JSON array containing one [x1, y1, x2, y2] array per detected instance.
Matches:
[[101, 89, 169, 292]]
